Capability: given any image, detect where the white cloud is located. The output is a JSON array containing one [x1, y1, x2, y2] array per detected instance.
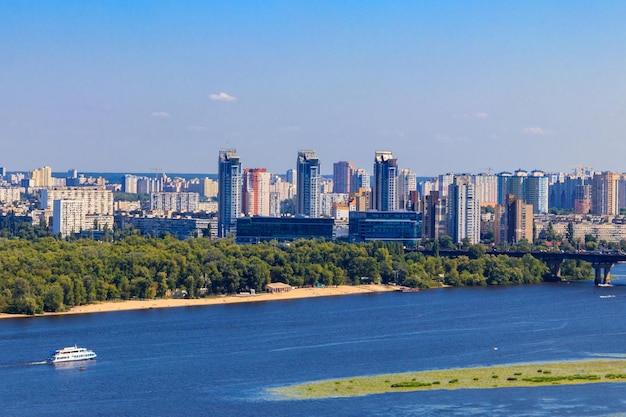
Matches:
[[151, 111, 170, 118], [209, 92, 237, 101], [473, 112, 489, 119], [522, 126, 551, 136]]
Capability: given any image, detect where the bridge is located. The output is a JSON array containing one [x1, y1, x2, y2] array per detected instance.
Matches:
[[414, 249, 626, 285]]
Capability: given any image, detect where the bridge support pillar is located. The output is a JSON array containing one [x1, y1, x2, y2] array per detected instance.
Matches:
[[545, 259, 563, 281], [593, 262, 614, 285]]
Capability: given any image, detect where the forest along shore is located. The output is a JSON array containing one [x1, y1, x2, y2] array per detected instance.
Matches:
[[0, 284, 398, 320]]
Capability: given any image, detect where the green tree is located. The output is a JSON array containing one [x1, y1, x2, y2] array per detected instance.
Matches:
[[43, 285, 64, 312]]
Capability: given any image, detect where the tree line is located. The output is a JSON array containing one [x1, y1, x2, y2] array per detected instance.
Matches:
[[0, 234, 592, 315]]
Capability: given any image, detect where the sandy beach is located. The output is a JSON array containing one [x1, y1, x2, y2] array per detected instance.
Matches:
[[0, 284, 399, 320]]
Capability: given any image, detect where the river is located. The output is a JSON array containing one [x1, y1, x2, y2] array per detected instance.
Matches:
[[2, 267, 626, 416]]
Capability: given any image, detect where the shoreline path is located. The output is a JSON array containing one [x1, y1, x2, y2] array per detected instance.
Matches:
[[0, 284, 398, 320]]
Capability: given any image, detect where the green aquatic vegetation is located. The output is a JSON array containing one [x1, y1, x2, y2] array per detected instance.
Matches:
[[269, 359, 626, 399], [522, 374, 600, 383], [390, 382, 432, 388]]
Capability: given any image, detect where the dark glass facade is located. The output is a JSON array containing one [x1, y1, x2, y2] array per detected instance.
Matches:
[[236, 216, 334, 243], [348, 211, 421, 245]]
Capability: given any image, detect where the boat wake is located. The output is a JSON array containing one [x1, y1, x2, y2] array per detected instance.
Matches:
[[28, 361, 49, 365]]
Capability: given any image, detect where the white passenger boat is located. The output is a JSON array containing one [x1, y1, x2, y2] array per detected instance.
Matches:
[[46, 345, 97, 363]]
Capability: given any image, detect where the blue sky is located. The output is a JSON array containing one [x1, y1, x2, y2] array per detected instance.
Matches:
[[2, 1, 626, 176]]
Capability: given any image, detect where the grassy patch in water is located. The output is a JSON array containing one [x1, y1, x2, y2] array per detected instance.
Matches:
[[269, 359, 626, 399]]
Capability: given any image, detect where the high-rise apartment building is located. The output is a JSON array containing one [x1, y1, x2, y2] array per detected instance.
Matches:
[[397, 168, 417, 210], [333, 161, 354, 194], [150, 192, 199, 212], [438, 173, 455, 198], [420, 179, 438, 198], [447, 175, 480, 244], [296, 150, 321, 217], [574, 183, 592, 214], [497, 170, 547, 213], [351, 168, 370, 193], [525, 170, 549, 214], [124, 174, 138, 193], [320, 178, 334, 194], [497, 172, 513, 205], [40, 188, 114, 215], [242, 168, 271, 216], [271, 175, 295, 203], [619, 174, 626, 211], [422, 190, 446, 240], [352, 188, 371, 212], [137, 177, 162, 194], [30, 166, 52, 187], [52, 199, 84, 237], [217, 148, 242, 237], [495, 194, 533, 244], [0, 187, 21, 203], [498, 169, 528, 204], [372, 151, 398, 211], [591, 171, 620, 216], [549, 174, 586, 211], [474, 173, 498, 205]]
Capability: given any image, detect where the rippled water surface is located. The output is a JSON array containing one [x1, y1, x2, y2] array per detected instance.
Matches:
[[3, 267, 626, 417]]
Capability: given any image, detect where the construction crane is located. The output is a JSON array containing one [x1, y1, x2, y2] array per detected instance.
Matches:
[[151, 167, 163, 179], [569, 165, 591, 176]]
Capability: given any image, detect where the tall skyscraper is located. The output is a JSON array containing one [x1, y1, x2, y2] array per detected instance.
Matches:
[[474, 173, 498, 205], [619, 174, 626, 211], [574, 183, 592, 214], [447, 175, 480, 244], [333, 161, 354, 194], [217, 148, 242, 237], [591, 171, 619, 216], [296, 150, 321, 217], [549, 173, 585, 211], [495, 194, 533, 244], [30, 166, 52, 187], [422, 190, 446, 240], [52, 199, 84, 238], [124, 174, 138, 193], [351, 168, 370, 193], [525, 170, 549, 214], [242, 168, 271, 216], [397, 168, 417, 210], [497, 172, 513, 205], [438, 173, 455, 198], [372, 151, 398, 211]]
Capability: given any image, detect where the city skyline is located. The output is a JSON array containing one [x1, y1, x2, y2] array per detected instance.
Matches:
[[3, 2, 626, 174]]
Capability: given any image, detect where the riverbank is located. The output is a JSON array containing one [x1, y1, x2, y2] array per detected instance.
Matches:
[[0, 284, 399, 320]]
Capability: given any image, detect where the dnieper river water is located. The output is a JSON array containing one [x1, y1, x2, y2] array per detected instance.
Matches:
[[2, 269, 626, 416]]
